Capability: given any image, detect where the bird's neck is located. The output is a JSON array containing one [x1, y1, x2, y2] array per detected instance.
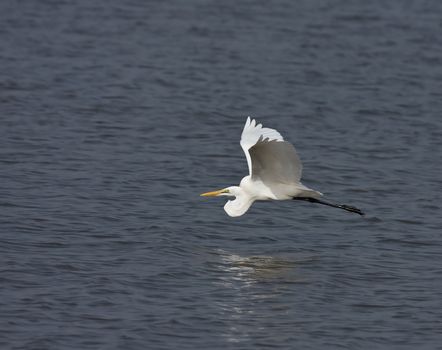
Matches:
[[223, 190, 254, 217]]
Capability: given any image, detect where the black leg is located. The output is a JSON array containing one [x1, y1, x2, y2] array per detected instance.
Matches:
[[293, 197, 365, 216]]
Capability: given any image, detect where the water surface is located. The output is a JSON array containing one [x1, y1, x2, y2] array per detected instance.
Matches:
[[1, 1, 441, 349]]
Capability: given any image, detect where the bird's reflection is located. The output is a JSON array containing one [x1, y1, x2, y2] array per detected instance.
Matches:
[[211, 249, 316, 344], [215, 249, 312, 285]]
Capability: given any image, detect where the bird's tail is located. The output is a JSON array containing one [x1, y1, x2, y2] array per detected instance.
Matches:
[[296, 183, 323, 198]]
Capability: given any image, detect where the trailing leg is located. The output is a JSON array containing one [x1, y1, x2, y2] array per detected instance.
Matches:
[[293, 197, 364, 216]]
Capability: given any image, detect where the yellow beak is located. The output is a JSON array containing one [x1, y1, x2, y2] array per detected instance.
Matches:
[[200, 188, 228, 197]]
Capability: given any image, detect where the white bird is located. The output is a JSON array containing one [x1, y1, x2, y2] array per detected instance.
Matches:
[[201, 117, 364, 217]]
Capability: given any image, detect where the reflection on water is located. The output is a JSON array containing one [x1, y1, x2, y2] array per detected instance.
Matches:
[[216, 249, 315, 283], [212, 250, 316, 344]]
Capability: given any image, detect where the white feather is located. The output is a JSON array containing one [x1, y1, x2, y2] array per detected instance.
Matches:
[[202, 117, 326, 217], [240, 116, 284, 175]]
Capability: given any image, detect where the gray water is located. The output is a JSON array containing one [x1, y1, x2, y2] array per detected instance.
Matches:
[[1, 1, 442, 349]]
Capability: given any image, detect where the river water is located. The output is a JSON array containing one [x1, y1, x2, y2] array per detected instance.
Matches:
[[1, 1, 441, 349]]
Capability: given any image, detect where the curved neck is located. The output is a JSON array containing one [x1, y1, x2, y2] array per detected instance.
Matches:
[[223, 188, 254, 217]]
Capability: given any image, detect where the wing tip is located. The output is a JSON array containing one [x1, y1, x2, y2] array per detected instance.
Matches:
[[245, 116, 259, 128], [243, 116, 284, 142]]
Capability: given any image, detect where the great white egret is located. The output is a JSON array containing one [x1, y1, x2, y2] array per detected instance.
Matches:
[[201, 117, 364, 217]]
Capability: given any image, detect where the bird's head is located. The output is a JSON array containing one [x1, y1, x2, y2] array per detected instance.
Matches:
[[201, 186, 251, 217], [200, 186, 241, 198]]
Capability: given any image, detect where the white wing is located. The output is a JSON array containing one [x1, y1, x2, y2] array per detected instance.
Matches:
[[240, 117, 302, 184], [240, 117, 283, 174]]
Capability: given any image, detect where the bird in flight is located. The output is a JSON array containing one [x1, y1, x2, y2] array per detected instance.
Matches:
[[201, 117, 364, 217]]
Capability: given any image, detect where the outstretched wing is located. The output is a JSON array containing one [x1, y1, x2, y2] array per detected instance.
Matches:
[[249, 139, 302, 184], [240, 117, 283, 175], [240, 117, 302, 184]]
